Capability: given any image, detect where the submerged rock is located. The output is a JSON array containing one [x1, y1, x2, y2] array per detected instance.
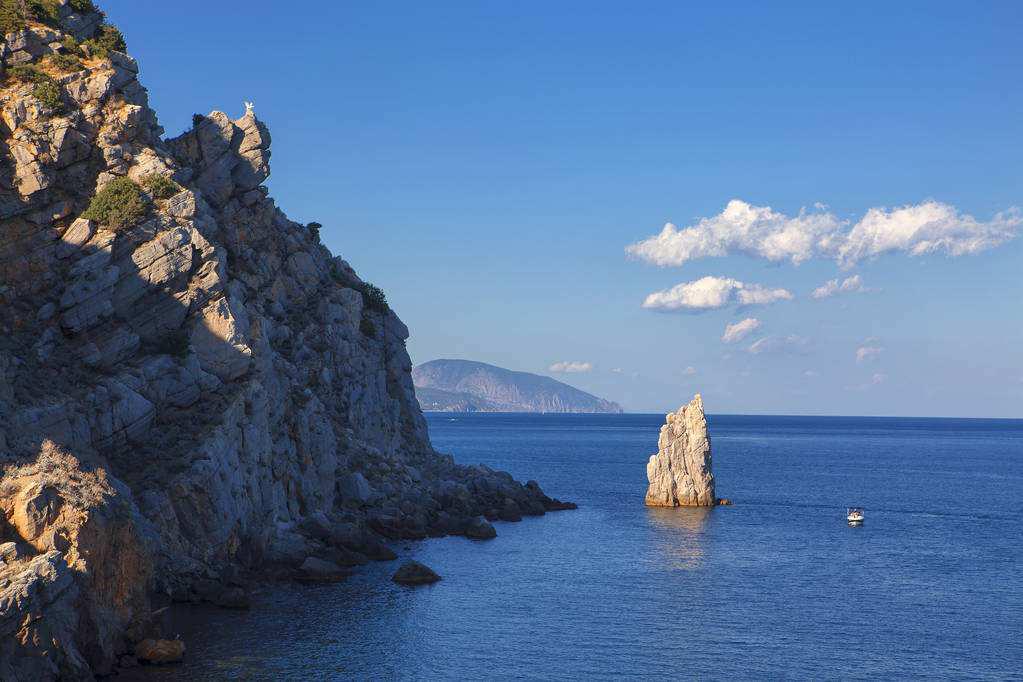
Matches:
[[392, 561, 441, 585], [645, 394, 716, 507]]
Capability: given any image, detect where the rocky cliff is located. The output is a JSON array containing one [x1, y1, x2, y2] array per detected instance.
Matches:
[[645, 394, 716, 507], [413, 359, 624, 413], [0, 3, 573, 679]]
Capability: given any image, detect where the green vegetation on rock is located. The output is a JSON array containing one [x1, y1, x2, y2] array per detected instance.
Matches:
[[141, 173, 181, 200], [68, 0, 98, 12], [0, 0, 31, 33], [359, 317, 377, 338], [82, 177, 149, 230], [4, 65, 62, 110], [1, 0, 98, 33], [360, 283, 388, 313], [47, 52, 83, 73], [82, 23, 125, 58]]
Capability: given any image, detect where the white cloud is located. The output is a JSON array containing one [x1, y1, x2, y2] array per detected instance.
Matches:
[[803, 370, 820, 378], [747, 334, 810, 355], [683, 366, 697, 375], [626, 199, 1020, 268], [722, 317, 761, 343], [549, 361, 593, 373], [642, 276, 793, 312], [610, 367, 624, 374], [856, 345, 884, 363], [872, 372, 888, 385], [812, 274, 872, 299]]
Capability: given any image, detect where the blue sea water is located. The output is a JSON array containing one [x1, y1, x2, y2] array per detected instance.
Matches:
[[125, 414, 1023, 680]]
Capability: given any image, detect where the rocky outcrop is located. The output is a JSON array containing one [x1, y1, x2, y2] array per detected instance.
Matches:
[[413, 359, 624, 413], [392, 560, 440, 586], [644, 394, 716, 507], [0, 3, 574, 679]]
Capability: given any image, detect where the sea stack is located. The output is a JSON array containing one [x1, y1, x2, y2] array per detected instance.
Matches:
[[645, 394, 716, 507]]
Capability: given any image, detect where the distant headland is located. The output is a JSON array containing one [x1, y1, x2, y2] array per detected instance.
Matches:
[[413, 359, 624, 414]]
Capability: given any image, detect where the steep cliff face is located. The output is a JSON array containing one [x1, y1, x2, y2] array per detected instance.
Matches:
[[413, 359, 624, 413], [0, 3, 572, 679], [645, 395, 716, 507]]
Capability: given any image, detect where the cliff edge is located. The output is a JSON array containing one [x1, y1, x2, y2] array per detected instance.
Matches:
[[0, 3, 572, 679], [644, 394, 716, 507]]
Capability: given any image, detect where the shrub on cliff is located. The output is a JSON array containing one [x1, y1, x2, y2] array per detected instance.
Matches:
[[361, 283, 388, 313], [359, 316, 377, 338], [83, 177, 148, 230], [69, 0, 98, 12], [0, 0, 100, 32], [141, 173, 180, 200], [0, 0, 30, 33], [5, 64, 43, 83], [47, 52, 83, 73], [82, 23, 126, 59], [28, 0, 60, 24], [4, 65, 63, 110], [31, 76, 61, 109], [307, 221, 322, 244]]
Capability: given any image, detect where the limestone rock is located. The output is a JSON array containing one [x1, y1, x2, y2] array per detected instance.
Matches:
[[645, 394, 716, 507], [0, 3, 575, 678]]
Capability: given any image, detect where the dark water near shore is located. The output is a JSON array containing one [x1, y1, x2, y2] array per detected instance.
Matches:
[[123, 414, 1023, 680]]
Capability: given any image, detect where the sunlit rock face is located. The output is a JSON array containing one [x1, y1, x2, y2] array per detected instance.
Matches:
[[0, 3, 572, 678], [645, 394, 716, 507]]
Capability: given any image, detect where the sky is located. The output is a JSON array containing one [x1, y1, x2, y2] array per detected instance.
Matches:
[[103, 1, 1022, 417]]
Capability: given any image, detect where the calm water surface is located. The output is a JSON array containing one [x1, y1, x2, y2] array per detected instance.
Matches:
[[124, 414, 1023, 680]]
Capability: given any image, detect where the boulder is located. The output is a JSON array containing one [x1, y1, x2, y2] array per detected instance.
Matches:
[[645, 394, 716, 507], [464, 516, 497, 540], [135, 639, 185, 664], [297, 557, 349, 582], [0, 542, 23, 563], [392, 560, 441, 586]]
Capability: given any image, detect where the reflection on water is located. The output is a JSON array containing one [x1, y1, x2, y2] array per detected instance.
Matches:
[[646, 506, 712, 570]]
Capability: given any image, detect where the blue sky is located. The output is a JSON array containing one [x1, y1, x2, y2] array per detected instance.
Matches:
[[104, 1, 1022, 416]]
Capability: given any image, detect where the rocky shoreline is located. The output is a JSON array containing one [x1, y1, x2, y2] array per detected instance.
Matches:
[[0, 3, 573, 679]]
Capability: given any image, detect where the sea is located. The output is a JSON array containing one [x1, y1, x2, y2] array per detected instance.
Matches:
[[122, 413, 1023, 681]]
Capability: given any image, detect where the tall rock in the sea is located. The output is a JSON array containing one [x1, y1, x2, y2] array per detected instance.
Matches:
[[0, 3, 572, 679], [644, 394, 715, 507]]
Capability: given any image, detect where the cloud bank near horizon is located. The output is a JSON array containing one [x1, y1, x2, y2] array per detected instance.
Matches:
[[626, 199, 1020, 269]]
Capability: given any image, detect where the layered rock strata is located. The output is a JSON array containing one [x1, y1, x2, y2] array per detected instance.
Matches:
[[0, 3, 573, 679], [644, 394, 716, 507]]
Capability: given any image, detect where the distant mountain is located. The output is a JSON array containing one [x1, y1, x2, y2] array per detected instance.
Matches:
[[413, 360, 624, 413]]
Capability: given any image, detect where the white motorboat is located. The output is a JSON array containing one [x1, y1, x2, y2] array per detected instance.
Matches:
[[847, 507, 864, 524]]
